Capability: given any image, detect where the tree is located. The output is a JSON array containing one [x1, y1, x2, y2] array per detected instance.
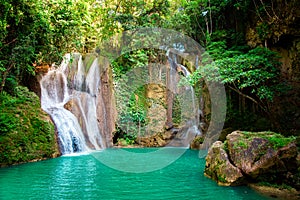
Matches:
[[0, 0, 103, 93], [0, 0, 38, 93]]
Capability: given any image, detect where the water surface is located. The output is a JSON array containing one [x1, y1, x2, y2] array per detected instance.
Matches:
[[0, 148, 272, 200]]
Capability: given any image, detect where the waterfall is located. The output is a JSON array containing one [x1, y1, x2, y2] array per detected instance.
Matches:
[[165, 49, 201, 147], [40, 53, 114, 154]]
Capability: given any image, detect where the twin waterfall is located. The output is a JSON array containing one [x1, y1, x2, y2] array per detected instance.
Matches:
[[40, 52, 201, 154], [40, 54, 115, 154]]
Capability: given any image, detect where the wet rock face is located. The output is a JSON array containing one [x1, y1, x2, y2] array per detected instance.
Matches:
[[41, 53, 117, 153], [204, 131, 298, 186], [97, 63, 117, 148], [145, 83, 167, 135]]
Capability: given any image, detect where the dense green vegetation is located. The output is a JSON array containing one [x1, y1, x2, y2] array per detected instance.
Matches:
[[0, 0, 299, 162], [0, 86, 59, 166]]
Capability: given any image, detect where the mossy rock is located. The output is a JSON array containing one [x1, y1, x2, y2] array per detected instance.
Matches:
[[0, 86, 60, 166], [190, 135, 204, 149], [204, 141, 244, 186], [205, 131, 299, 189], [226, 131, 297, 178]]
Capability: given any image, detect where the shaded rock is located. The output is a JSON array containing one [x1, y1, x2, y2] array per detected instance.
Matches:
[[226, 131, 297, 179], [190, 135, 204, 149], [96, 59, 117, 148], [146, 83, 168, 134], [146, 103, 167, 134], [63, 100, 73, 111], [218, 128, 234, 142], [136, 131, 174, 147], [164, 122, 174, 130], [162, 131, 173, 140], [146, 83, 166, 100], [155, 135, 166, 146], [204, 141, 244, 186], [248, 183, 300, 200]]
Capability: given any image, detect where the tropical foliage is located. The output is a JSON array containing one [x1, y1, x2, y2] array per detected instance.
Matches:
[[0, 0, 298, 149], [0, 86, 58, 166]]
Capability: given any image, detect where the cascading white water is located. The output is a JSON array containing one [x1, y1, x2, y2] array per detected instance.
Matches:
[[40, 53, 105, 154], [49, 108, 88, 154], [74, 55, 85, 91], [167, 50, 199, 130], [176, 62, 201, 137], [165, 49, 201, 147]]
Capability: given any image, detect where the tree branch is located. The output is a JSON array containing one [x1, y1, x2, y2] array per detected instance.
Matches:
[[0, 38, 17, 51], [193, 13, 206, 40], [228, 85, 259, 105], [208, 0, 213, 34], [252, 0, 264, 21], [229, 84, 269, 113], [259, 0, 273, 20]]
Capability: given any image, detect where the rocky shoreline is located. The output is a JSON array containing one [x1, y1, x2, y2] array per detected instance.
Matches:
[[204, 131, 300, 198], [248, 183, 300, 200]]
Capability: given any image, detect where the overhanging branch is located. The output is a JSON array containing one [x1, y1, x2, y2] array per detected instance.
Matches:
[[228, 85, 259, 106], [228, 85, 268, 112]]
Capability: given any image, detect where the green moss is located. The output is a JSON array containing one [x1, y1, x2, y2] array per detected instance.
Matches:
[[0, 86, 59, 166], [267, 135, 296, 149], [217, 174, 227, 183], [223, 140, 229, 152], [233, 140, 248, 149], [83, 54, 97, 72], [194, 136, 204, 144], [172, 95, 183, 125], [242, 131, 296, 149]]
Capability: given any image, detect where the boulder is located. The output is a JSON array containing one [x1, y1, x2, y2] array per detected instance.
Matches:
[[190, 136, 204, 149], [204, 141, 244, 186], [204, 131, 298, 187], [226, 131, 298, 178], [155, 135, 166, 146]]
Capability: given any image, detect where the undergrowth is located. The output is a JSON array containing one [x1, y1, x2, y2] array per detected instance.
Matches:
[[0, 86, 59, 166]]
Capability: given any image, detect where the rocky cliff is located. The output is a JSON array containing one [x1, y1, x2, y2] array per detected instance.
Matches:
[[245, 0, 300, 133]]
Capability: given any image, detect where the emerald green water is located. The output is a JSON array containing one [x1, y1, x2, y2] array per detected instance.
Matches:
[[0, 148, 271, 200]]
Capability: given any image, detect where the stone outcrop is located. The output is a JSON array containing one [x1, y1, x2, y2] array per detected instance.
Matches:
[[136, 131, 174, 147], [190, 135, 204, 149], [204, 131, 299, 188], [96, 56, 117, 148], [204, 141, 244, 186], [227, 131, 298, 179], [136, 125, 200, 148]]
